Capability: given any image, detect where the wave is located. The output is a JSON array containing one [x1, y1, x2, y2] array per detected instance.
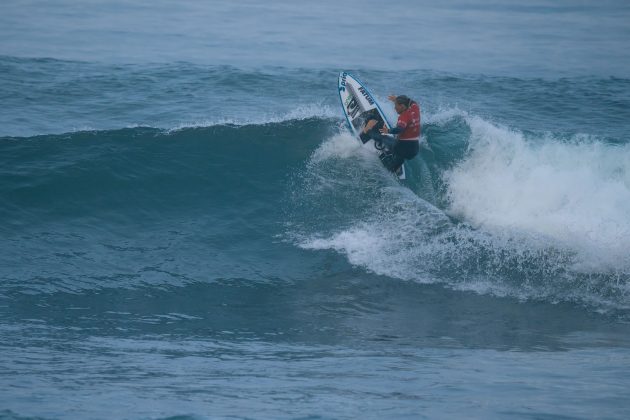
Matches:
[[289, 111, 630, 313], [2, 114, 629, 313], [0, 119, 334, 295], [0, 119, 332, 226]]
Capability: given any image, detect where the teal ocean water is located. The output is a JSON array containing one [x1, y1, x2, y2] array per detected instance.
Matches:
[[2, 1, 630, 419]]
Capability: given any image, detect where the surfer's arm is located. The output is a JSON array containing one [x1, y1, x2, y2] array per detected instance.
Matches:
[[381, 123, 405, 135], [388, 124, 404, 135]]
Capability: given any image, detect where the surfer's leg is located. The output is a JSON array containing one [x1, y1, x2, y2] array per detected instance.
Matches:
[[392, 155, 405, 173], [385, 141, 419, 176], [394, 140, 420, 160], [380, 152, 405, 173]]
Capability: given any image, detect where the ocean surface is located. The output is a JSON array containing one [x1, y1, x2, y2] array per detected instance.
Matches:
[[2, 1, 630, 419]]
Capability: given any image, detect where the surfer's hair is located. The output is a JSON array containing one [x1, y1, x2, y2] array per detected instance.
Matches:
[[395, 95, 412, 108]]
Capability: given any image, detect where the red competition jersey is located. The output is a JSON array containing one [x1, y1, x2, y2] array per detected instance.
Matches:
[[396, 102, 421, 140]]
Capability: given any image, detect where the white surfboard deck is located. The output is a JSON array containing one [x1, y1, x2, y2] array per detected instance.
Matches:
[[337, 71, 406, 180]]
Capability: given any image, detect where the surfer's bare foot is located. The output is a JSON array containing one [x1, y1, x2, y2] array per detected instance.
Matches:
[[363, 119, 378, 133]]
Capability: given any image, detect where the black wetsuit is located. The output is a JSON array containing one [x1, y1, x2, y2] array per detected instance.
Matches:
[[363, 128, 419, 173]]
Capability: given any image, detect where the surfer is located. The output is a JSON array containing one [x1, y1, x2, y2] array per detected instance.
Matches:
[[362, 95, 421, 174]]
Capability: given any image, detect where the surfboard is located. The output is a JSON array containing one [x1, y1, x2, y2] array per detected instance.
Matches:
[[337, 71, 406, 179]]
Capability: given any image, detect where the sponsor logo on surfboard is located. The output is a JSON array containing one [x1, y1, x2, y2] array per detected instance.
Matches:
[[339, 72, 348, 92], [358, 86, 374, 105], [346, 96, 360, 118]]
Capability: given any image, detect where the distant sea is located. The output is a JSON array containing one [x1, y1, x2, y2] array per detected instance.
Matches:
[[2, 1, 630, 419]]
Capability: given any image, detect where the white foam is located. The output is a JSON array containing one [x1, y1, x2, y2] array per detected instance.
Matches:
[[299, 179, 452, 282], [444, 115, 630, 272], [309, 131, 370, 163]]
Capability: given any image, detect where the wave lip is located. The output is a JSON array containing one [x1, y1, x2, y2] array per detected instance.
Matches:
[[166, 103, 338, 133]]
